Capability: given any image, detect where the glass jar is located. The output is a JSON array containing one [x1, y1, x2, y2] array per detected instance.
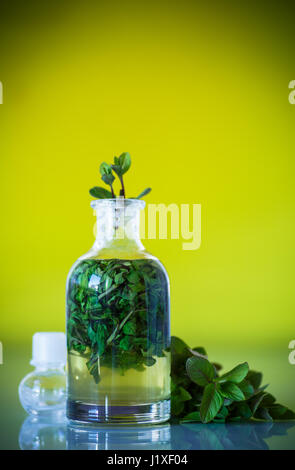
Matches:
[[66, 199, 170, 424], [67, 423, 171, 450]]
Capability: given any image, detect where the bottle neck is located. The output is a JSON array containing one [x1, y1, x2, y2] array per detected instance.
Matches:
[[91, 200, 146, 257], [31, 362, 65, 372]]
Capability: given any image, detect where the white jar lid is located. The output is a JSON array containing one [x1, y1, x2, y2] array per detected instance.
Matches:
[[31, 332, 66, 366]]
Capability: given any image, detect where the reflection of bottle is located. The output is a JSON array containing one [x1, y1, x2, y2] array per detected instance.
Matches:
[[67, 423, 171, 450], [19, 414, 67, 450], [18, 332, 66, 414]]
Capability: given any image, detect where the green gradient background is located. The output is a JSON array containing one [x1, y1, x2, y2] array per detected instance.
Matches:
[[0, 0, 295, 448]]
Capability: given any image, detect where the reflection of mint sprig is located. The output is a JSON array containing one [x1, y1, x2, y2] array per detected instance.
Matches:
[[171, 336, 295, 424], [89, 152, 151, 199]]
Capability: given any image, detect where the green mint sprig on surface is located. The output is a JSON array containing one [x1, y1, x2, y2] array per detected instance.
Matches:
[[89, 152, 151, 199], [171, 336, 295, 424]]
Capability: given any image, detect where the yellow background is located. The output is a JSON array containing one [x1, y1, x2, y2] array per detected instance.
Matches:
[[1, 1, 295, 410]]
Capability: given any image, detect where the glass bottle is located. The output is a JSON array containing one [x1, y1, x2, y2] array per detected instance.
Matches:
[[18, 332, 67, 415], [66, 198, 170, 424]]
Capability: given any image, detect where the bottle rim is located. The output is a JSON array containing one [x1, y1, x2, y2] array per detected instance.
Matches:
[[90, 198, 146, 210]]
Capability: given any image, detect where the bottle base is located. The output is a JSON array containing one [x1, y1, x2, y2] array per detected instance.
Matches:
[[66, 399, 170, 425]]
